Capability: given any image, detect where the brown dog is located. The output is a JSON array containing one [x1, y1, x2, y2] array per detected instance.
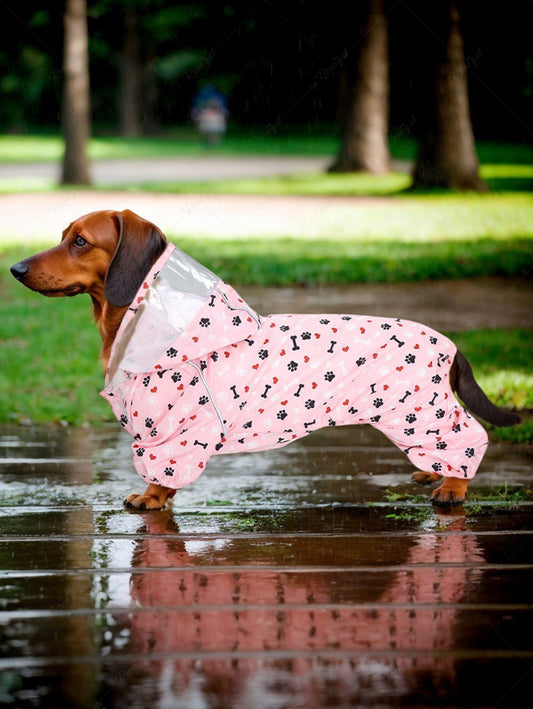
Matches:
[[11, 209, 520, 510]]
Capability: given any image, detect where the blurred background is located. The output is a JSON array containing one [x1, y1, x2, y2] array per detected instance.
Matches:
[[0, 0, 531, 186]]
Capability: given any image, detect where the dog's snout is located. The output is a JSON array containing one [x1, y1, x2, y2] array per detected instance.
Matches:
[[10, 261, 29, 281]]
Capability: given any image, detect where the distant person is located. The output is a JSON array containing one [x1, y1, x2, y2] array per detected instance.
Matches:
[[191, 83, 228, 146]]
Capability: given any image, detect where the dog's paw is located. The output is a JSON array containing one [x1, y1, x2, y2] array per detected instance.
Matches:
[[430, 479, 468, 506], [124, 493, 167, 511], [411, 471, 442, 486]]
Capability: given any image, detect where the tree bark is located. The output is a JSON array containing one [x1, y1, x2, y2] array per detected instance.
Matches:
[[412, 1, 486, 191], [141, 46, 159, 135], [61, 0, 91, 185], [329, 0, 391, 174], [119, 6, 142, 137]]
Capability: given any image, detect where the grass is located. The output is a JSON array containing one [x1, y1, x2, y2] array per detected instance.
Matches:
[[170, 235, 531, 286], [469, 484, 533, 503], [1, 129, 532, 162], [0, 128, 366, 162], [103, 164, 533, 195]]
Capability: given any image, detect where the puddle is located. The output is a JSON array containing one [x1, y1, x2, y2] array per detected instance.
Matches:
[[1, 423, 532, 707]]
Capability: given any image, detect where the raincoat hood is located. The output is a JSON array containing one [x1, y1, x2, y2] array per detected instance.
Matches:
[[103, 243, 260, 392]]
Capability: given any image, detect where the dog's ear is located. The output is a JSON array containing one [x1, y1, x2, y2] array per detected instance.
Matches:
[[105, 209, 167, 307]]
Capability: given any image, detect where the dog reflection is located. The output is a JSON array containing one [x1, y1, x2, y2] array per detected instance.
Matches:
[[102, 510, 482, 706]]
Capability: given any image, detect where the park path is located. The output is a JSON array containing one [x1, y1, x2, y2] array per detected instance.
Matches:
[[0, 154, 411, 184], [0, 154, 330, 183], [0, 186, 394, 244]]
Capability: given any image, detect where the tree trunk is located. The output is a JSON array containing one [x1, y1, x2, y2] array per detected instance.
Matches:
[[119, 6, 142, 137], [61, 0, 91, 185], [412, 2, 485, 191], [141, 46, 159, 135], [329, 0, 391, 174]]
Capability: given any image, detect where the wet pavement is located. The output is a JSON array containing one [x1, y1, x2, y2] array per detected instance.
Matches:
[[1, 413, 533, 708]]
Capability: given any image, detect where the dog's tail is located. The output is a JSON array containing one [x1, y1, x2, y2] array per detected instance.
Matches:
[[452, 350, 521, 427]]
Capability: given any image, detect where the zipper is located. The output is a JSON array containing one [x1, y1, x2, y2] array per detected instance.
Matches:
[[216, 287, 261, 328], [187, 361, 227, 438]]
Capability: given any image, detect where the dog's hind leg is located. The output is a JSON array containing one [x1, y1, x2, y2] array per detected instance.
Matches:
[[430, 477, 469, 506], [411, 471, 441, 485]]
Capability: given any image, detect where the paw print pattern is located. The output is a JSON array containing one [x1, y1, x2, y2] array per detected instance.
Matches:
[[120, 415, 128, 427], [106, 274, 483, 489]]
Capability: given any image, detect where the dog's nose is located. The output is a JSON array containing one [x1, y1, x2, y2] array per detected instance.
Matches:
[[10, 261, 29, 281]]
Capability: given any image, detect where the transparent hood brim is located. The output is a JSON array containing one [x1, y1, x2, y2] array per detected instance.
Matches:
[[106, 245, 218, 388]]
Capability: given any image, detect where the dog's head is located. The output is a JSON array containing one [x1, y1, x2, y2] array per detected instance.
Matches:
[[10, 209, 167, 308]]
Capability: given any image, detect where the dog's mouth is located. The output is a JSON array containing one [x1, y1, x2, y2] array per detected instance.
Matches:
[[31, 284, 87, 297]]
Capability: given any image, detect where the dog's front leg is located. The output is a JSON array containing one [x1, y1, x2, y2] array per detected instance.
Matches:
[[124, 483, 176, 511], [430, 477, 469, 506]]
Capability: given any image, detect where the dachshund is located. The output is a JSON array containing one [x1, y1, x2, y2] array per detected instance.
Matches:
[[11, 209, 520, 510]]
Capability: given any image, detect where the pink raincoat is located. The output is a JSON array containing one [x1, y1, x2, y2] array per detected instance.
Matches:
[[101, 244, 488, 489]]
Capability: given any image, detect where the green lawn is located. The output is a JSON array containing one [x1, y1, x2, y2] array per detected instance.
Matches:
[[1, 129, 532, 163], [0, 128, 364, 162]]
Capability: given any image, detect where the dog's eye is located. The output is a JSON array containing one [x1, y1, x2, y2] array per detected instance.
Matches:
[[73, 235, 87, 247]]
